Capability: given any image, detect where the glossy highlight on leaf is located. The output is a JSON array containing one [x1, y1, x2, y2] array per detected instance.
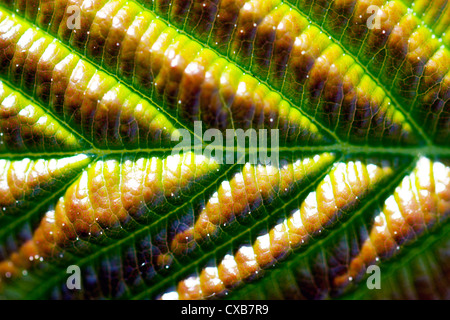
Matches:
[[0, 0, 448, 300]]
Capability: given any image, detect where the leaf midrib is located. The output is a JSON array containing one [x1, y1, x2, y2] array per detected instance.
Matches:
[[0, 0, 447, 300], [2, 143, 450, 159], [2, 1, 446, 154]]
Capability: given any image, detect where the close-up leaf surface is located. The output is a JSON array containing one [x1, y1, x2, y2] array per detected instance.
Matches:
[[0, 0, 448, 300]]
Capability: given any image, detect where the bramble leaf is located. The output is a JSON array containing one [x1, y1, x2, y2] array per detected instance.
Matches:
[[0, 0, 448, 300]]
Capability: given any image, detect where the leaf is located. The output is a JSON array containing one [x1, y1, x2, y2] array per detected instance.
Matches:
[[0, 0, 448, 300]]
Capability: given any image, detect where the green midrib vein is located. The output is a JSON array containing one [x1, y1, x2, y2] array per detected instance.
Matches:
[[0, 5, 448, 158]]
